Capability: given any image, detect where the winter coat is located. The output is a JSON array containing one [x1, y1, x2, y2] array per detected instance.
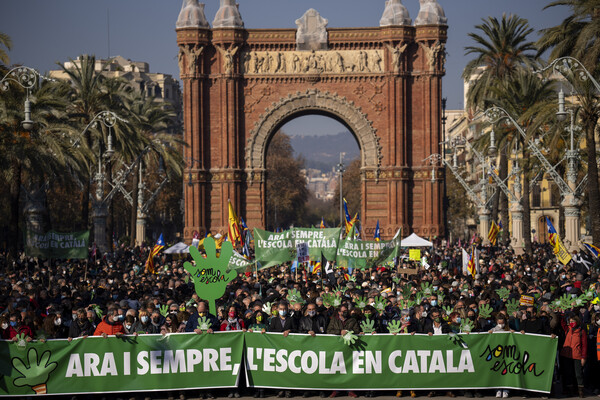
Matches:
[[560, 320, 587, 360], [326, 316, 360, 335], [93, 317, 125, 336]]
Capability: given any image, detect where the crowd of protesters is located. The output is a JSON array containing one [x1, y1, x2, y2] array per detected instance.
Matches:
[[0, 241, 599, 400]]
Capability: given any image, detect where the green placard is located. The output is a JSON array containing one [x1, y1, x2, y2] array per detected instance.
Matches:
[[244, 332, 557, 393], [254, 228, 341, 268], [0, 332, 557, 396], [0, 332, 243, 397], [24, 230, 89, 259]]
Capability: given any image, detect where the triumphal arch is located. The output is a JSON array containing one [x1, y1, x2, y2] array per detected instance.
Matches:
[[177, 0, 448, 240]]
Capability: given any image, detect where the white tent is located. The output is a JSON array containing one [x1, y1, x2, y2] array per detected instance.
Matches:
[[400, 233, 433, 247], [164, 242, 190, 254]]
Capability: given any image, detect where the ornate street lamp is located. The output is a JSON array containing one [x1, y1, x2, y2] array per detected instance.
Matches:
[[0, 66, 54, 130]]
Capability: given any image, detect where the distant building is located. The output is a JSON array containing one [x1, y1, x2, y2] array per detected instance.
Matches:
[[49, 55, 182, 110]]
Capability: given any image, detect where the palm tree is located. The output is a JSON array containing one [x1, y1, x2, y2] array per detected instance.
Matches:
[[0, 32, 11, 66], [487, 69, 558, 253], [123, 91, 183, 245], [463, 14, 537, 110], [537, 0, 600, 244], [57, 55, 107, 230], [463, 14, 537, 244]]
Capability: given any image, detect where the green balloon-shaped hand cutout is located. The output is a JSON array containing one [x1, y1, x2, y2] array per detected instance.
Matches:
[[184, 237, 237, 316]]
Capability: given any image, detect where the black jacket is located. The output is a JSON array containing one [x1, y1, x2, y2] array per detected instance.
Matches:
[[299, 314, 328, 334], [68, 319, 95, 338], [269, 316, 297, 333], [422, 319, 451, 334]]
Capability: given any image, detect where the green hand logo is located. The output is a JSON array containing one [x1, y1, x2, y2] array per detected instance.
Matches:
[[373, 296, 386, 313], [421, 282, 434, 296], [184, 237, 236, 316], [14, 333, 27, 350], [496, 288, 511, 301], [387, 320, 402, 334], [355, 296, 368, 309], [286, 288, 305, 306], [91, 305, 103, 319], [12, 348, 57, 395], [197, 316, 211, 331], [322, 293, 335, 308], [340, 330, 358, 346], [460, 319, 475, 333], [442, 306, 453, 316], [478, 304, 493, 319], [437, 292, 445, 304], [159, 305, 169, 318], [506, 298, 519, 314], [360, 318, 375, 334], [401, 285, 412, 300]]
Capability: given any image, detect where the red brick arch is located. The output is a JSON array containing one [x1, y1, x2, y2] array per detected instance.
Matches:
[[178, 21, 447, 241]]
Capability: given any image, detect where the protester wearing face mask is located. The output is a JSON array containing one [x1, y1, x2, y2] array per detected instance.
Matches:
[[123, 315, 137, 335], [0, 315, 16, 339], [93, 308, 125, 338], [161, 314, 179, 335], [560, 315, 587, 398], [448, 312, 462, 334], [187, 301, 218, 334], [248, 311, 269, 334], [299, 303, 328, 336], [269, 302, 296, 337], [488, 316, 511, 398], [8, 312, 33, 341], [220, 306, 245, 332], [132, 310, 153, 334], [68, 309, 94, 341]]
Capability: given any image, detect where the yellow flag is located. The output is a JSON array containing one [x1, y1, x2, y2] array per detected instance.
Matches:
[[228, 201, 241, 245]]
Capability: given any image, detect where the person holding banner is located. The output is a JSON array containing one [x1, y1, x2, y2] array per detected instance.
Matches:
[[560, 315, 587, 398], [299, 302, 328, 335], [93, 307, 125, 337], [489, 314, 512, 398]]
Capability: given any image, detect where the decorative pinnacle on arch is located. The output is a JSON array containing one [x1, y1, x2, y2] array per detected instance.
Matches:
[[380, 0, 412, 27], [176, 0, 210, 29], [415, 0, 447, 26], [213, 0, 244, 29]]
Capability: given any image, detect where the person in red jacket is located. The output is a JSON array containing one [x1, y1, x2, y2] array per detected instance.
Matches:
[[560, 315, 587, 398], [93, 308, 125, 338]]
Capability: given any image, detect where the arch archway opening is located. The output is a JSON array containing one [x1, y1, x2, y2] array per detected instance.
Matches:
[[264, 112, 361, 231]]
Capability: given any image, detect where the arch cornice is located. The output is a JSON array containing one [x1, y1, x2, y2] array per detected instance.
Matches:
[[245, 89, 382, 178]]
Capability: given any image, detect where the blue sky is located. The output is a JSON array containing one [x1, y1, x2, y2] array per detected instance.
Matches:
[[2, 0, 567, 136]]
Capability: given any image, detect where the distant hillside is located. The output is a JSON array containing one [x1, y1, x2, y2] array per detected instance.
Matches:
[[289, 132, 360, 173]]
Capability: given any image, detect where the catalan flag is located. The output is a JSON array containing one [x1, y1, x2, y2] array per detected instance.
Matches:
[[228, 200, 242, 246], [320, 217, 326, 229], [312, 261, 322, 275], [488, 221, 500, 246], [343, 198, 358, 234], [374, 220, 381, 241], [466, 246, 476, 278], [546, 217, 572, 265], [583, 242, 600, 258], [343, 273, 350, 281], [145, 234, 165, 274]]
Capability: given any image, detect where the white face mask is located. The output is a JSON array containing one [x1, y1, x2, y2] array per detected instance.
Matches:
[[54, 318, 62, 326], [594, 305, 600, 312], [112, 316, 120, 322], [497, 323, 505, 329], [1, 323, 8, 330], [125, 324, 132, 330]]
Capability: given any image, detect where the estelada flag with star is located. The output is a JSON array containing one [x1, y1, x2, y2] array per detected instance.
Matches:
[[145, 234, 165, 274]]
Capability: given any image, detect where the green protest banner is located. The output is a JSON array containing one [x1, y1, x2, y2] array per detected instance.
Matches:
[[254, 228, 341, 268], [24, 230, 89, 259], [1, 332, 557, 396], [0, 332, 244, 397], [228, 250, 255, 273], [244, 332, 557, 393], [336, 240, 388, 269]]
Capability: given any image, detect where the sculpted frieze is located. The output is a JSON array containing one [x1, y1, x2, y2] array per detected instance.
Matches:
[[241, 49, 384, 75]]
